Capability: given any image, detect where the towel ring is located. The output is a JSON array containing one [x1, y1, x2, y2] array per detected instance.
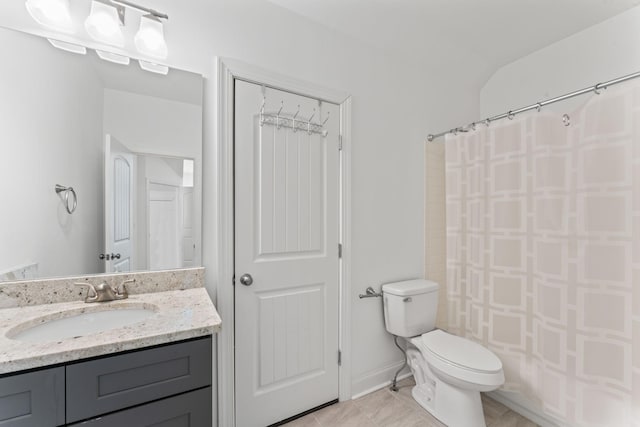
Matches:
[[55, 184, 77, 214]]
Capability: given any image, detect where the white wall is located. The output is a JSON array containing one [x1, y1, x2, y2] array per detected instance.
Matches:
[[481, 6, 640, 117], [103, 89, 202, 158], [197, 0, 479, 402], [0, 28, 104, 279]]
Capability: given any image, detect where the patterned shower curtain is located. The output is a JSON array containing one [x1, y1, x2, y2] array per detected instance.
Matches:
[[445, 81, 640, 426]]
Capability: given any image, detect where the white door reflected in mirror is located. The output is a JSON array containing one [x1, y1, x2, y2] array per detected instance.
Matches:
[[104, 136, 197, 273]]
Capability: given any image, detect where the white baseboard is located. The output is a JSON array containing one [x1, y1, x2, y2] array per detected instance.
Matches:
[[487, 390, 563, 427], [351, 361, 412, 400], [351, 368, 563, 427]]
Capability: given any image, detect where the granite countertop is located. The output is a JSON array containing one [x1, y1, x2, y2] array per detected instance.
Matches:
[[0, 285, 221, 374]]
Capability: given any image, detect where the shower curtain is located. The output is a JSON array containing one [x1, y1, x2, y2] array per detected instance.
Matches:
[[445, 81, 640, 427]]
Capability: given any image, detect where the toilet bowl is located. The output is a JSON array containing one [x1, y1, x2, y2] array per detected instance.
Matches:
[[382, 280, 504, 427]]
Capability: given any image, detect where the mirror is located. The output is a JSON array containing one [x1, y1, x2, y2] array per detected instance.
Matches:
[[0, 26, 203, 282]]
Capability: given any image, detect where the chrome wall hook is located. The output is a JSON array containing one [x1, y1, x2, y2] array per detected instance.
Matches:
[[292, 105, 300, 132], [259, 97, 266, 126], [322, 111, 331, 126], [276, 101, 284, 129], [307, 108, 316, 135], [562, 113, 571, 127], [55, 184, 77, 214]]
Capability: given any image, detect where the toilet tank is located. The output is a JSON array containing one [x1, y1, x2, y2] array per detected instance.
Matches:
[[382, 279, 439, 337]]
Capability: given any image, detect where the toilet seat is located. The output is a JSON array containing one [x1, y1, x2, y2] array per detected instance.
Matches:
[[421, 329, 502, 373], [410, 330, 504, 389]]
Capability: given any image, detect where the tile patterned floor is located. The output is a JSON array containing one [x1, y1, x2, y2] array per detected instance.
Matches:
[[282, 378, 539, 427]]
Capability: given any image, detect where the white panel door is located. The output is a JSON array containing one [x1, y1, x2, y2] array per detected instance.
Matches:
[[181, 188, 195, 267], [104, 135, 134, 273], [234, 80, 341, 427], [147, 182, 180, 270]]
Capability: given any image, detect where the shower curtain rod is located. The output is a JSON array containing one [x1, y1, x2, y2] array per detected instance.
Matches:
[[426, 70, 640, 142]]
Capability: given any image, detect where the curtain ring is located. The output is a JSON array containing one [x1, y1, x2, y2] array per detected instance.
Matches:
[[484, 119, 491, 127], [536, 103, 542, 112], [594, 84, 602, 95], [562, 113, 571, 127], [507, 111, 515, 120]]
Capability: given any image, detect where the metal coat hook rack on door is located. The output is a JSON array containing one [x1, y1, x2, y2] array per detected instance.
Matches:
[[258, 96, 330, 136], [55, 184, 77, 214]]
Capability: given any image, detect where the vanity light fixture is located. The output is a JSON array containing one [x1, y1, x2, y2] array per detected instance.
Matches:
[[138, 60, 169, 75], [96, 49, 130, 65], [25, 0, 73, 32], [134, 15, 168, 59], [28, 0, 171, 75], [48, 38, 87, 55], [84, 0, 125, 47]]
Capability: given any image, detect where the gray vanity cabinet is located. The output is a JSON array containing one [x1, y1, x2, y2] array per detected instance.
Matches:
[[0, 336, 212, 427], [66, 338, 212, 423], [68, 387, 211, 426], [0, 367, 65, 427]]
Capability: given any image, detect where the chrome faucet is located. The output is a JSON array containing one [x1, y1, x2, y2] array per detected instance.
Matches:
[[74, 279, 135, 303]]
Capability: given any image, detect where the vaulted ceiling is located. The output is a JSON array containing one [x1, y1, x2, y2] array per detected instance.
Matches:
[[267, 0, 640, 84]]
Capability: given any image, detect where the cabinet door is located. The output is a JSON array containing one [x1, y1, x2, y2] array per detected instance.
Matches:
[[66, 337, 212, 423], [0, 367, 65, 427], [69, 387, 211, 427]]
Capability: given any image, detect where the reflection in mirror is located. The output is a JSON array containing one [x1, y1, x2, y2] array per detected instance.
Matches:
[[0, 26, 202, 283], [104, 136, 197, 274]]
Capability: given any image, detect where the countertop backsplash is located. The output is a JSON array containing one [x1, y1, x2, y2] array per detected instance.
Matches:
[[0, 267, 205, 308]]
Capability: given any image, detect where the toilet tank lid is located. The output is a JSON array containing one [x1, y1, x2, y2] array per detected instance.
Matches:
[[382, 279, 438, 296]]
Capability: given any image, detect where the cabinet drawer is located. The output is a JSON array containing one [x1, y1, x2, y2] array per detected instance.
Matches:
[[66, 337, 212, 423], [0, 367, 65, 427], [69, 387, 212, 427]]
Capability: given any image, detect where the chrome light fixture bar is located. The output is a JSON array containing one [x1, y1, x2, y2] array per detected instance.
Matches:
[[110, 0, 168, 20]]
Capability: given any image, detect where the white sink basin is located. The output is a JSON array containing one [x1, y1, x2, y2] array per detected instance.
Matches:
[[7, 304, 158, 343]]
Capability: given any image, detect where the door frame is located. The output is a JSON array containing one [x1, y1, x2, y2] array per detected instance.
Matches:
[[214, 57, 352, 427]]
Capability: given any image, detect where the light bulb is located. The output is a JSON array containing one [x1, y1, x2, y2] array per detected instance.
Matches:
[[134, 15, 168, 59], [25, 0, 72, 32], [84, 1, 124, 47]]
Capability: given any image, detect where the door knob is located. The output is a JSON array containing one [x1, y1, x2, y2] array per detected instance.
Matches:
[[111, 253, 121, 260], [239, 274, 253, 286]]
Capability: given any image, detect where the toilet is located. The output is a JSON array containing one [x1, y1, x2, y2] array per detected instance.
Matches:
[[382, 279, 504, 427]]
